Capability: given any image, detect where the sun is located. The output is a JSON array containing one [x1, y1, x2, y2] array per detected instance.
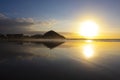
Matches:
[[79, 20, 99, 38]]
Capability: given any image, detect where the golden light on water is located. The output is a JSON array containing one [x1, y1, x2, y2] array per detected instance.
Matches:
[[83, 44, 94, 58], [79, 20, 99, 38], [86, 40, 93, 43]]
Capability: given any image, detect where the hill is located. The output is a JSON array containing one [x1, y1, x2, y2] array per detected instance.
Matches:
[[43, 30, 65, 39]]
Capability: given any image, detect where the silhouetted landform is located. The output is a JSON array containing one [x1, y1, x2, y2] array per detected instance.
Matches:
[[1, 31, 120, 41], [0, 30, 66, 40], [6, 34, 24, 38], [0, 33, 5, 38], [43, 42, 64, 49], [43, 30, 65, 39], [31, 34, 43, 38]]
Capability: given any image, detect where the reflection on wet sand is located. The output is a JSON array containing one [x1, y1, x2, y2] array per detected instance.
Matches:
[[0, 41, 65, 62], [42, 42, 64, 49], [86, 40, 93, 43], [0, 40, 120, 80], [83, 44, 94, 58], [8, 41, 65, 49]]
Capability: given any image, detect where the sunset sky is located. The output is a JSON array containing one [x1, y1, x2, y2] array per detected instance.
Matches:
[[0, 0, 120, 38]]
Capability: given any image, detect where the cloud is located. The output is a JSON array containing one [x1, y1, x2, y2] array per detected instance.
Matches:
[[0, 13, 58, 33], [0, 13, 34, 33], [36, 19, 57, 27], [30, 19, 58, 31], [0, 13, 8, 19]]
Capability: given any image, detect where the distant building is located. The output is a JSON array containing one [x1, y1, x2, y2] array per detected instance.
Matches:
[[6, 34, 24, 38]]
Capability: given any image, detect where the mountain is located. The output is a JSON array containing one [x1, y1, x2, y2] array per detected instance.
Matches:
[[43, 30, 65, 39]]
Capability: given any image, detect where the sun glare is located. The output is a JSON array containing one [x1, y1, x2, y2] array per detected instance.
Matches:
[[79, 20, 99, 38]]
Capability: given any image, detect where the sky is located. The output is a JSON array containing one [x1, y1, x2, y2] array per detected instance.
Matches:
[[0, 0, 120, 38]]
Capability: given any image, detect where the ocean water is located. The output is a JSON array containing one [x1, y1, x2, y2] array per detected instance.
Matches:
[[0, 40, 120, 80]]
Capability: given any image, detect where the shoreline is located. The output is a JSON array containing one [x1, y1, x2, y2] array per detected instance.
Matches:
[[0, 38, 66, 42], [0, 38, 120, 42]]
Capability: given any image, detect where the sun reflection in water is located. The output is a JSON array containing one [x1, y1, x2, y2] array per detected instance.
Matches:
[[83, 44, 94, 58], [86, 40, 93, 43]]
